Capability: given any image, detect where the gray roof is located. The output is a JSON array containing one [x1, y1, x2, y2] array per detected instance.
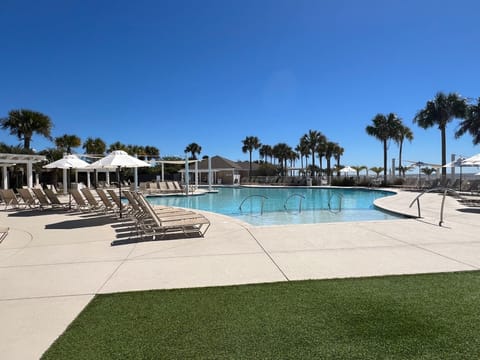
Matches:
[[197, 156, 243, 170]]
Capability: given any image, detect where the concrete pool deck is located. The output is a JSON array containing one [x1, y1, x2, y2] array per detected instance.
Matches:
[[1, 189, 479, 359]]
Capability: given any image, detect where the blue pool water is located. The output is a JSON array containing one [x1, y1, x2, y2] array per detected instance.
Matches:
[[146, 186, 403, 226]]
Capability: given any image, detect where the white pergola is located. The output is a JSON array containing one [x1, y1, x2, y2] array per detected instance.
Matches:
[[0, 153, 47, 189]]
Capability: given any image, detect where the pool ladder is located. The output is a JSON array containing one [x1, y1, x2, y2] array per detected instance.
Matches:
[[239, 195, 268, 215], [284, 194, 305, 213], [328, 192, 343, 213]]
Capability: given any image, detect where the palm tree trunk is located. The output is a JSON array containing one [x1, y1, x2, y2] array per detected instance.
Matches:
[[24, 136, 31, 150], [383, 140, 388, 185], [249, 151, 252, 177], [398, 140, 403, 177], [441, 128, 447, 179]]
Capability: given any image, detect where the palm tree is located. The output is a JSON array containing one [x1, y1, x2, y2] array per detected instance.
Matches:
[[455, 97, 480, 145], [352, 165, 368, 182], [54, 134, 81, 154], [287, 149, 298, 176], [366, 113, 401, 185], [272, 143, 291, 176], [1, 109, 53, 150], [316, 136, 328, 176], [185, 142, 202, 160], [393, 122, 414, 177], [302, 130, 325, 176], [108, 141, 129, 152], [241, 136, 261, 177], [83, 137, 106, 155], [413, 92, 467, 179], [296, 136, 310, 174], [324, 141, 337, 183], [144, 145, 160, 156], [369, 166, 384, 178], [259, 144, 273, 164], [333, 145, 344, 176]]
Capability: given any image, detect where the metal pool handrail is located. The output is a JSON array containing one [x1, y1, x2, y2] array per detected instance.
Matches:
[[409, 187, 460, 227], [239, 195, 268, 215], [284, 193, 305, 213], [328, 192, 343, 213]]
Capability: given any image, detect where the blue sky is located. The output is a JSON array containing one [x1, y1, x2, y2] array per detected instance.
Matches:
[[1, 0, 479, 172]]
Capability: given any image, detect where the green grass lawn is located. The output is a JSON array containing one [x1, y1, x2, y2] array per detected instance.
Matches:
[[42, 271, 480, 359]]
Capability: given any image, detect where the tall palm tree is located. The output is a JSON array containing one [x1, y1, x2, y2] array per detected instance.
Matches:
[[302, 130, 325, 176], [1, 109, 53, 150], [272, 143, 291, 176], [413, 92, 467, 179], [83, 137, 106, 155], [455, 97, 480, 145], [241, 136, 261, 177], [393, 122, 414, 177], [333, 145, 344, 176], [366, 113, 401, 185], [54, 134, 81, 154], [316, 136, 328, 176], [185, 142, 202, 160], [259, 144, 273, 164], [324, 141, 337, 183], [295, 137, 310, 175], [287, 149, 298, 176]]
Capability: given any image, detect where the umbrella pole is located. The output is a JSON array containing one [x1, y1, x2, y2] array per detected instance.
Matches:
[[118, 166, 122, 219], [68, 168, 72, 210]]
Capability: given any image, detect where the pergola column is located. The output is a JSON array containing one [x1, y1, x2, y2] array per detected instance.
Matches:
[[27, 161, 33, 188], [63, 169, 68, 194], [2, 165, 8, 189]]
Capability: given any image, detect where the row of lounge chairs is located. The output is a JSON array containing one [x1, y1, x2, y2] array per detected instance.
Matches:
[[0, 187, 211, 241], [121, 190, 210, 239], [138, 181, 192, 195]]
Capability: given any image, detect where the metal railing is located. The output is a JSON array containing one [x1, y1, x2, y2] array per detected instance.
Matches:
[[328, 192, 343, 213], [239, 195, 268, 215], [409, 187, 460, 227], [284, 194, 305, 213]]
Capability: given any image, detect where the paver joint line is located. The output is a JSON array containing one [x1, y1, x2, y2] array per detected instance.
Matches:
[[244, 226, 290, 282]]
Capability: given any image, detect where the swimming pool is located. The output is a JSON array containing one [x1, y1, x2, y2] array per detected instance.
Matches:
[[146, 186, 403, 226]]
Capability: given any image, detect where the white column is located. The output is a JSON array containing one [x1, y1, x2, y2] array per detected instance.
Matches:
[[27, 161, 33, 188], [134, 154, 138, 191], [195, 160, 198, 188], [208, 157, 212, 191], [185, 153, 189, 196], [63, 168, 68, 194], [2, 165, 8, 189], [87, 171, 91, 188], [161, 162, 164, 181], [106, 171, 110, 185], [451, 154, 456, 181]]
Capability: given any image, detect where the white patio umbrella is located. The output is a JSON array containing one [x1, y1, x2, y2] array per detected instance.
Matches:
[[463, 153, 480, 165], [443, 156, 475, 191], [86, 150, 150, 218], [43, 154, 90, 208], [339, 166, 355, 175]]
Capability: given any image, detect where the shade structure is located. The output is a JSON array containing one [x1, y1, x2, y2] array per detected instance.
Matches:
[[44, 154, 90, 198], [463, 153, 480, 166], [43, 154, 89, 170], [86, 151, 150, 218], [339, 166, 355, 174], [43, 154, 90, 206]]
